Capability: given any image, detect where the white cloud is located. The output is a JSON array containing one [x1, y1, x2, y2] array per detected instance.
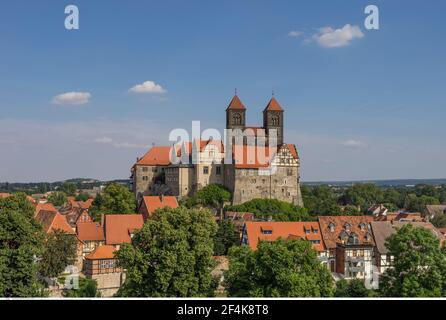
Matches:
[[52, 92, 91, 105], [288, 30, 304, 38], [341, 139, 366, 148], [129, 81, 166, 94], [94, 136, 148, 149], [313, 24, 364, 48]]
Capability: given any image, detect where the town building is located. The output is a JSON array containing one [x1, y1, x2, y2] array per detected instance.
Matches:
[[424, 204, 446, 220], [241, 221, 329, 265], [137, 195, 179, 219], [84, 245, 124, 297], [318, 216, 375, 281], [131, 95, 303, 207]]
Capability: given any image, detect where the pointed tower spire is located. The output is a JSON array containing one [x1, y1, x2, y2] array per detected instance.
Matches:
[[226, 94, 246, 111], [263, 96, 283, 112]]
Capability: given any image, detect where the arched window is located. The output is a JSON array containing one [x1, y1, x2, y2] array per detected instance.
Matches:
[[271, 114, 280, 126], [233, 113, 242, 125]]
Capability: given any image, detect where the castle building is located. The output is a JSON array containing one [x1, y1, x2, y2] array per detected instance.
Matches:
[[131, 95, 303, 206]]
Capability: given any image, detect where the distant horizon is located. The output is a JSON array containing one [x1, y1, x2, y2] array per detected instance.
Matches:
[[1, 1, 445, 181], [2, 177, 446, 185]]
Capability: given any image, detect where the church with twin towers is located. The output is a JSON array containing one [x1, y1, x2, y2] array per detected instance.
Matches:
[[131, 94, 303, 206]]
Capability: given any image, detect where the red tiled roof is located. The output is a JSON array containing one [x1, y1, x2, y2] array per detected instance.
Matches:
[[232, 145, 276, 169], [244, 221, 326, 252], [77, 221, 105, 242], [263, 97, 283, 112], [104, 214, 144, 245], [318, 216, 375, 249], [0, 193, 11, 198], [141, 196, 178, 215], [85, 245, 117, 260], [35, 203, 58, 216], [226, 95, 246, 110], [136, 146, 173, 166], [35, 211, 75, 234]]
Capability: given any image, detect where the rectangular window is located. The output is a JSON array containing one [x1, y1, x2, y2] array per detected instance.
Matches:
[[216, 166, 221, 175], [203, 166, 209, 174], [142, 176, 148, 181], [142, 167, 148, 172]]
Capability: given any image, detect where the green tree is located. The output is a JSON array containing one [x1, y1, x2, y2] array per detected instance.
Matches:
[[380, 224, 446, 297], [224, 239, 334, 297], [47, 191, 68, 207], [341, 184, 383, 212], [342, 205, 362, 216], [59, 182, 77, 197], [116, 207, 218, 297], [0, 193, 46, 297], [335, 279, 373, 297], [302, 185, 343, 216], [63, 277, 100, 297], [431, 213, 446, 228], [39, 230, 77, 278], [75, 193, 90, 202], [405, 194, 440, 212], [226, 198, 309, 221], [90, 183, 136, 221], [214, 220, 239, 256]]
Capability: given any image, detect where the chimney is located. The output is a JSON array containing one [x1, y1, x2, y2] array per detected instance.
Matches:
[[101, 213, 105, 227], [160, 194, 164, 203]]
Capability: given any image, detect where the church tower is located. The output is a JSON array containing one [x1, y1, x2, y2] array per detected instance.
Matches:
[[226, 94, 246, 130], [263, 97, 284, 146]]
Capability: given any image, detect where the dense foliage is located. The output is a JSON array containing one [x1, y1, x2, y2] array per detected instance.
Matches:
[[47, 191, 68, 207], [213, 220, 239, 256], [90, 182, 136, 220], [335, 279, 375, 297], [302, 184, 446, 216], [0, 194, 46, 297], [224, 239, 334, 297], [58, 182, 77, 197], [116, 207, 218, 297], [380, 224, 446, 297], [63, 277, 100, 297], [225, 198, 309, 221], [39, 230, 77, 278]]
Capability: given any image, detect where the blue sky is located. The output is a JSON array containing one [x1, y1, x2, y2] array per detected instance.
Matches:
[[1, 0, 445, 182]]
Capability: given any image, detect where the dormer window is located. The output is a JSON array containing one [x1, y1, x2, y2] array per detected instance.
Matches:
[[359, 223, 366, 231], [365, 232, 372, 242], [348, 233, 359, 245], [328, 223, 335, 232], [261, 227, 273, 235], [344, 223, 351, 231]]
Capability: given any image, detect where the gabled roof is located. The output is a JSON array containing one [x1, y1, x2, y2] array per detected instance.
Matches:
[[232, 144, 299, 169], [244, 221, 326, 252], [370, 221, 396, 254], [263, 97, 283, 112], [85, 245, 116, 260], [104, 214, 144, 245], [136, 146, 173, 166], [318, 216, 375, 249], [35, 211, 75, 234], [141, 196, 178, 216], [425, 205, 446, 217], [77, 221, 105, 242], [35, 203, 58, 216], [226, 95, 246, 111]]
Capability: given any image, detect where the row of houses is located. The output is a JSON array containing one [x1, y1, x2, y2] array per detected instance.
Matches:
[[28, 193, 179, 296], [241, 215, 444, 285]]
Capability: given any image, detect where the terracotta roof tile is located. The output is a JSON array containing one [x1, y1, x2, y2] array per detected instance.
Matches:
[[35, 211, 75, 234], [244, 221, 326, 252], [141, 196, 178, 215], [226, 95, 246, 110], [77, 221, 105, 242], [85, 245, 117, 260], [104, 214, 144, 245], [318, 216, 375, 249], [263, 97, 283, 112], [136, 146, 173, 166]]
